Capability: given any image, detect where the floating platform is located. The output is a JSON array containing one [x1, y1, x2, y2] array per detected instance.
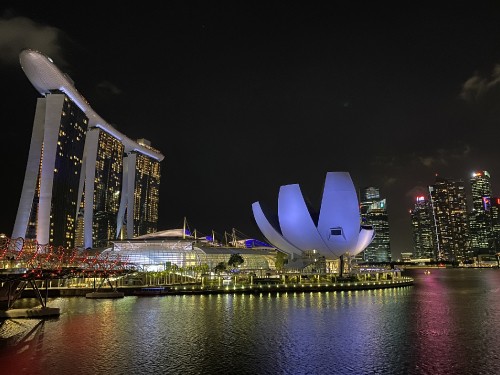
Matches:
[[85, 291, 124, 299], [133, 286, 171, 296], [0, 306, 60, 319]]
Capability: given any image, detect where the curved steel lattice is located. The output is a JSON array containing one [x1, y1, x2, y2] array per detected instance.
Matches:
[[0, 236, 133, 280]]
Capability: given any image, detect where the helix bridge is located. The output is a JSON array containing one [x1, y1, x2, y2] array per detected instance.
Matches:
[[0, 235, 133, 311]]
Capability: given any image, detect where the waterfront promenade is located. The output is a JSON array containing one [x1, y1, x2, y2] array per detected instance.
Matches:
[[20, 276, 414, 298], [1, 274, 413, 317]]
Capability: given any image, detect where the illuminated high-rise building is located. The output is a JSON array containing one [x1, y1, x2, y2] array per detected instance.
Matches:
[[410, 195, 436, 260], [119, 139, 162, 239], [428, 175, 469, 262], [471, 171, 492, 210], [12, 49, 164, 249], [359, 187, 391, 262], [489, 197, 500, 254], [468, 171, 493, 257]]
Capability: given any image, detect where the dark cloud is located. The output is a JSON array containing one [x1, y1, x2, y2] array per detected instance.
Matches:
[[96, 81, 122, 95], [0, 15, 67, 67], [405, 185, 430, 200], [460, 65, 500, 102], [415, 144, 472, 169]]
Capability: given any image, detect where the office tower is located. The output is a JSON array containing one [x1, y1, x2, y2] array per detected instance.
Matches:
[[410, 195, 436, 260], [428, 175, 469, 262], [468, 171, 494, 257], [360, 186, 379, 201], [12, 49, 164, 249], [359, 187, 391, 262], [489, 197, 500, 254]]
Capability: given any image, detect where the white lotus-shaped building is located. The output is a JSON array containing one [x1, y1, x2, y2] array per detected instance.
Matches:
[[252, 172, 375, 258]]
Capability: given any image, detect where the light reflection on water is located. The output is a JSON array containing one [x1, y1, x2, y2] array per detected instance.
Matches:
[[1, 269, 500, 374]]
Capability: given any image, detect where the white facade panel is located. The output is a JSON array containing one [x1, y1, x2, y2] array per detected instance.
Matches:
[[83, 128, 100, 249], [12, 99, 46, 239], [37, 95, 66, 245]]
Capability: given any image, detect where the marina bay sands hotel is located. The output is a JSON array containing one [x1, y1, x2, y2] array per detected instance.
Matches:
[[12, 49, 164, 250]]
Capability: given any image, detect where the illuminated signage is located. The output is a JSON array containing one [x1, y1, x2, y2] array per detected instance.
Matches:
[[483, 196, 491, 211]]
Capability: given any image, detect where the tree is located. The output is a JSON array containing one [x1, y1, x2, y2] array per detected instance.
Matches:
[[214, 262, 227, 274], [275, 251, 288, 272], [228, 253, 244, 269]]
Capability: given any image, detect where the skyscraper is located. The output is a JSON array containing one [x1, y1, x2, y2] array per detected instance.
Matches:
[[410, 195, 436, 260], [359, 187, 391, 262], [428, 175, 469, 262], [12, 49, 164, 249], [489, 197, 500, 255], [468, 171, 493, 257]]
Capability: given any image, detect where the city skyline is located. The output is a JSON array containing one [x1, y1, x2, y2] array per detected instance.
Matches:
[[2, 4, 500, 259]]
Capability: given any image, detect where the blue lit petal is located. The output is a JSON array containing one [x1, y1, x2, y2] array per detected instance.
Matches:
[[252, 201, 303, 256], [278, 184, 330, 253]]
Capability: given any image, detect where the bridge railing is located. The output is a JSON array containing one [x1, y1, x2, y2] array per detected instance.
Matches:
[[0, 235, 133, 278]]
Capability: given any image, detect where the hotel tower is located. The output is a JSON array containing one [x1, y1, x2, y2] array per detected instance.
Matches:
[[12, 49, 164, 249]]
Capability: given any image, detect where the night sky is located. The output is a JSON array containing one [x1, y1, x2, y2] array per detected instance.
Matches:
[[2, 3, 500, 259]]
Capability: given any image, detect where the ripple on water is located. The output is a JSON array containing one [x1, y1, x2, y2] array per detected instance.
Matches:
[[1, 271, 500, 374]]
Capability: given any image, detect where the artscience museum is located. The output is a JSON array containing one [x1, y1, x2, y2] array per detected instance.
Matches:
[[252, 171, 376, 273]]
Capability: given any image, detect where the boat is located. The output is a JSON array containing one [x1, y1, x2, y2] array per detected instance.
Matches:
[[424, 270, 431, 275], [133, 286, 171, 296], [86, 277, 124, 298], [86, 290, 124, 299]]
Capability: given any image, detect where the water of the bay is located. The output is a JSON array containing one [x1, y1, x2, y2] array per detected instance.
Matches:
[[1, 268, 500, 375]]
